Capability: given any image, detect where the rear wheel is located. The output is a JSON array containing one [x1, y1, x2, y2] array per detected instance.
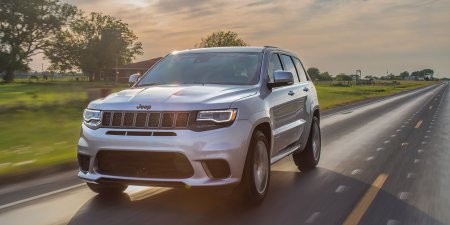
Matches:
[[235, 130, 270, 205], [293, 116, 321, 171], [86, 182, 127, 195]]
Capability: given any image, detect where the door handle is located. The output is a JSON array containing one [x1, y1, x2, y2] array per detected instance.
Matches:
[[288, 91, 295, 96], [303, 87, 309, 92]]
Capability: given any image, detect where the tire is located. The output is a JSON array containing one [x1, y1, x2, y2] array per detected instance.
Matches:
[[86, 182, 127, 195], [235, 130, 270, 205], [293, 116, 321, 171]]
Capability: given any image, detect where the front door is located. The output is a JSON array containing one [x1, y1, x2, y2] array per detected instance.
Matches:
[[267, 53, 308, 156]]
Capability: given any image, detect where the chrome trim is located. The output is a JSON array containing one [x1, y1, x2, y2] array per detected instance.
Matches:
[[270, 144, 301, 164]]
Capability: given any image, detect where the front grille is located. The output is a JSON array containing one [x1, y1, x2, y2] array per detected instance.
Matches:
[[96, 151, 194, 179], [101, 111, 191, 129]]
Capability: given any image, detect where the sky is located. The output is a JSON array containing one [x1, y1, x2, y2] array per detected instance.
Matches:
[[30, 0, 450, 77]]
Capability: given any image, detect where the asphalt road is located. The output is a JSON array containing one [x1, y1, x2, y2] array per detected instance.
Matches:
[[0, 82, 449, 225]]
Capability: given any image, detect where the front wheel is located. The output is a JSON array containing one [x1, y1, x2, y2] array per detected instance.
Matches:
[[235, 130, 270, 205], [293, 116, 321, 171], [86, 182, 127, 195]]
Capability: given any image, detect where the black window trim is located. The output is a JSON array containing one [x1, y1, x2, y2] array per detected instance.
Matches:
[[292, 56, 310, 82], [280, 54, 301, 83]]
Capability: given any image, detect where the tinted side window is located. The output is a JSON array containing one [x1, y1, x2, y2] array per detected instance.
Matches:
[[293, 57, 309, 82], [267, 53, 283, 83], [280, 55, 300, 83]]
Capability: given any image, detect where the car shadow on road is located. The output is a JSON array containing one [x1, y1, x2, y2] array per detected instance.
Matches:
[[66, 168, 444, 225]]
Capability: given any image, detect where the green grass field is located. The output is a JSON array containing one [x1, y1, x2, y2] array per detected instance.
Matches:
[[0, 81, 126, 109], [317, 81, 433, 109], [0, 80, 436, 176]]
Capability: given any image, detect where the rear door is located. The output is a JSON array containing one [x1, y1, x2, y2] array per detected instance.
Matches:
[[292, 57, 315, 144]]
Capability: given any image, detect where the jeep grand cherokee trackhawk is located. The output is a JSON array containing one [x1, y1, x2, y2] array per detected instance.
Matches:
[[78, 46, 321, 204]]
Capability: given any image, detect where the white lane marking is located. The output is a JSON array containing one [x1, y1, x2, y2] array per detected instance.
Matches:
[[407, 173, 416, 179], [376, 147, 384, 152], [12, 160, 36, 167], [0, 183, 85, 210], [426, 130, 431, 133], [0, 162, 11, 169], [399, 192, 411, 200], [429, 126, 433, 128], [396, 129, 401, 132], [335, 185, 348, 193], [351, 169, 362, 175], [421, 141, 427, 145], [424, 136, 429, 138], [391, 134, 397, 137], [418, 149, 424, 153], [384, 140, 391, 144], [401, 125, 405, 128], [366, 156, 376, 161], [305, 212, 321, 223], [414, 159, 421, 164], [387, 219, 401, 225]]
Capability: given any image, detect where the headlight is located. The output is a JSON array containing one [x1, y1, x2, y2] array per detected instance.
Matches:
[[83, 109, 102, 129], [191, 109, 237, 131], [197, 109, 237, 123]]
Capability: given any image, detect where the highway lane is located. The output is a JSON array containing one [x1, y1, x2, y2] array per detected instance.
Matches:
[[0, 82, 448, 225]]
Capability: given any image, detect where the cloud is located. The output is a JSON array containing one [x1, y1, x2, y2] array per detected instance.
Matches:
[[29, 0, 450, 77]]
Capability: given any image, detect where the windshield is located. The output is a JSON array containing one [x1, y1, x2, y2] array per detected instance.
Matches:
[[136, 52, 262, 86]]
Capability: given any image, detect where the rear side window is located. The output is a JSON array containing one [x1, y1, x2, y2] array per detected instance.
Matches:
[[280, 55, 300, 83], [267, 53, 283, 83], [292, 57, 309, 82]]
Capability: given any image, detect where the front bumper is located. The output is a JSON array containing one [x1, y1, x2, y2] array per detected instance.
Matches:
[[77, 120, 253, 187]]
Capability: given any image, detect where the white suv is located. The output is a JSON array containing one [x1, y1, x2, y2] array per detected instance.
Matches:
[[78, 46, 321, 204]]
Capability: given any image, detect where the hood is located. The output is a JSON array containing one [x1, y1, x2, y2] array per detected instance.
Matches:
[[88, 84, 258, 111]]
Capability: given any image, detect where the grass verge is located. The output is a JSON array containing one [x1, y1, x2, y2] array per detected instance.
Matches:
[[317, 81, 434, 110]]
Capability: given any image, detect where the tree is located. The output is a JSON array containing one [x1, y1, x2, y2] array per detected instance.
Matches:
[[421, 69, 434, 78], [335, 73, 352, 81], [411, 71, 420, 78], [318, 72, 332, 81], [307, 67, 320, 81], [399, 71, 409, 79], [45, 12, 143, 81], [197, 31, 247, 48], [0, 0, 77, 82]]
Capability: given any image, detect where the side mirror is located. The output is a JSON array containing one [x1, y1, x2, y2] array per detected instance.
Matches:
[[268, 71, 294, 88], [128, 74, 140, 86]]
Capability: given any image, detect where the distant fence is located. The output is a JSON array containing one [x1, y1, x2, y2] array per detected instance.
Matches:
[[314, 80, 400, 86], [11, 72, 90, 82]]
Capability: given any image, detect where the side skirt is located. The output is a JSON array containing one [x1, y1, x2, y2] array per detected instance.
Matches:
[[270, 144, 301, 164]]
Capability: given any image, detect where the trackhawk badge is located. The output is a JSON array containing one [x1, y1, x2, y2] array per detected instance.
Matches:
[[136, 104, 151, 110]]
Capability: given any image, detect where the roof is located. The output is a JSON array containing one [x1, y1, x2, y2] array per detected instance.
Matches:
[[175, 46, 269, 54], [114, 57, 162, 70], [174, 46, 299, 58]]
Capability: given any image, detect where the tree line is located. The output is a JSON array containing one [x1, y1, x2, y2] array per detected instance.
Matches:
[[306, 67, 435, 82], [0, 0, 142, 82]]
